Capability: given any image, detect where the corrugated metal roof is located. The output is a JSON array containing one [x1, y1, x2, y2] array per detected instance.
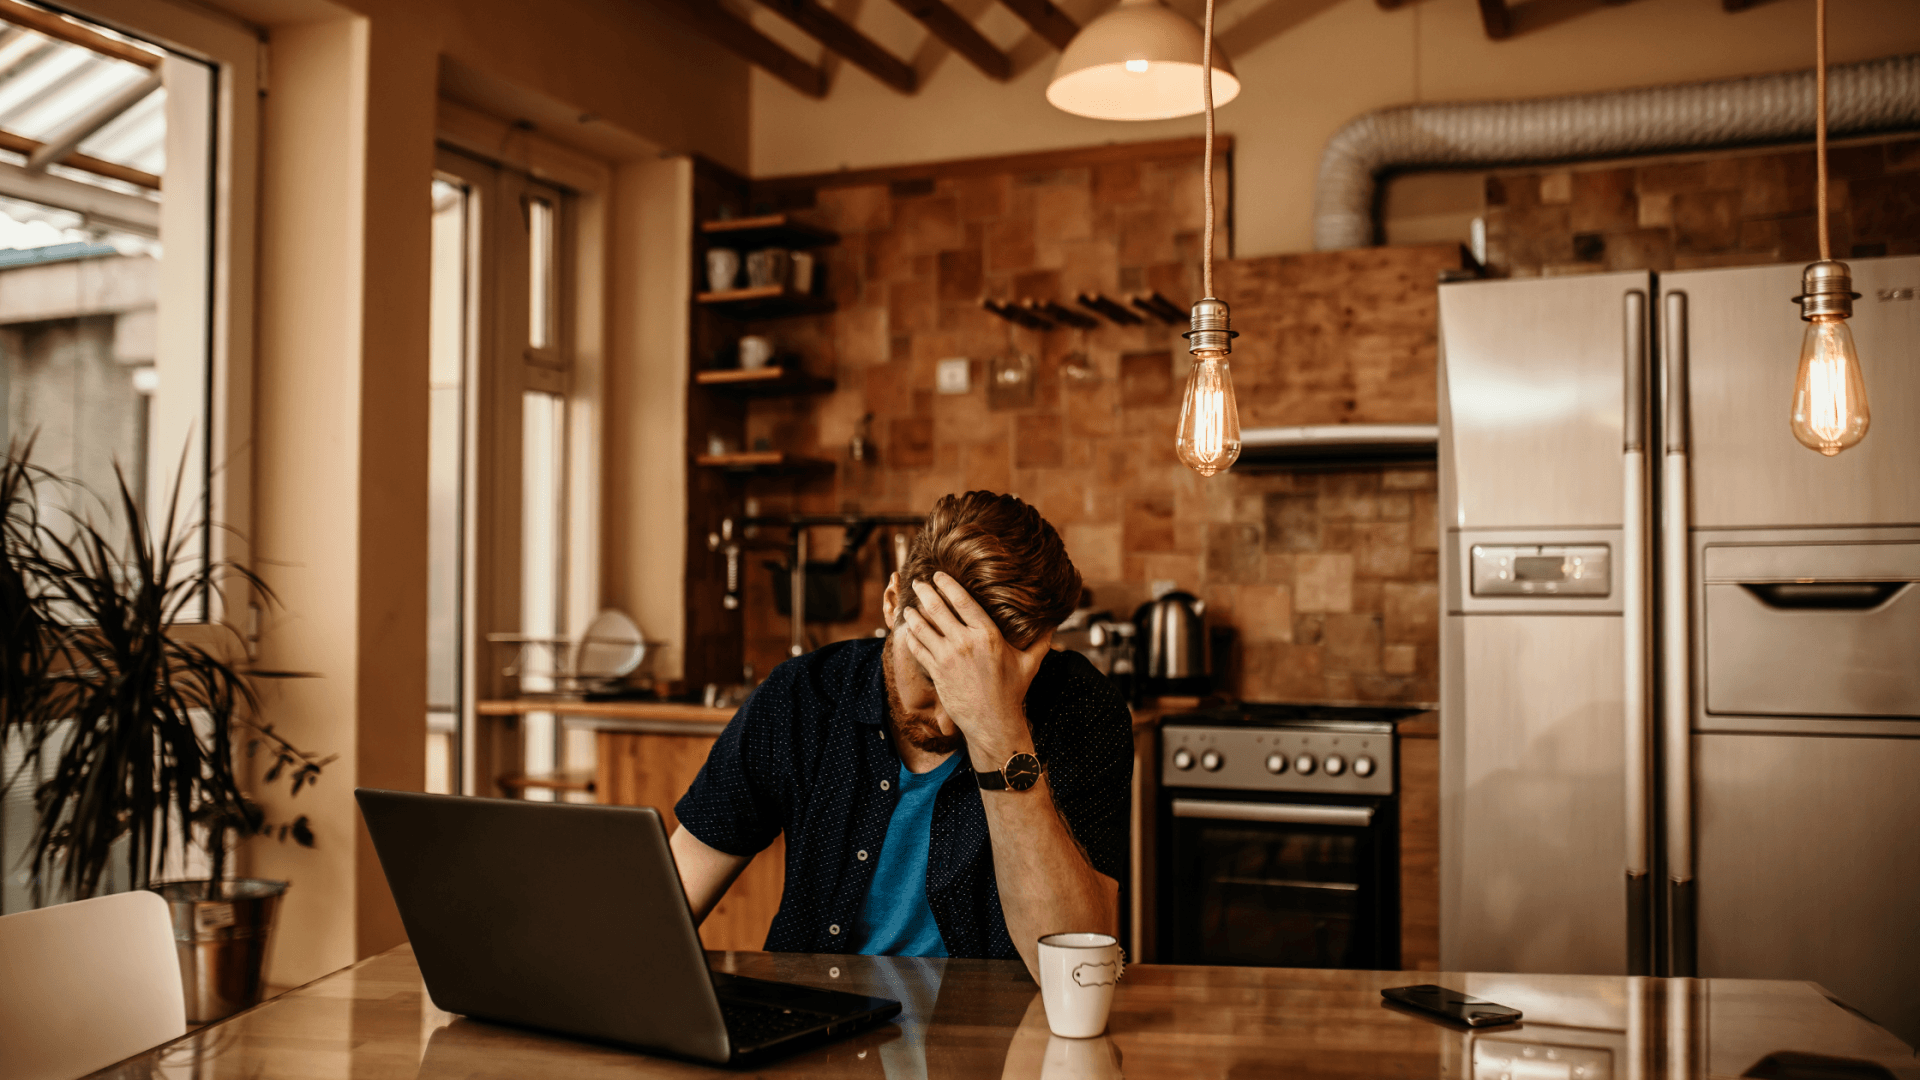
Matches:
[[0, 12, 165, 250], [0, 24, 164, 177]]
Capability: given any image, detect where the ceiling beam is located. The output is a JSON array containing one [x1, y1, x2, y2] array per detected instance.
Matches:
[[751, 0, 918, 94], [996, 0, 1078, 50], [888, 0, 1011, 80], [0, 128, 158, 189], [0, 0, 161, 68], [651, 0, 828, 98], [1476, 0, 1512, 39]]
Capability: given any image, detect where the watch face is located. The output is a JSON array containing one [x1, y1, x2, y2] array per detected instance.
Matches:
[[1003, 752, 1042, 792]]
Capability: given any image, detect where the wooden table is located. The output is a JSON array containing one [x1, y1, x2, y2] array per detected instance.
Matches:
[[89, 946, 1915, 1079]]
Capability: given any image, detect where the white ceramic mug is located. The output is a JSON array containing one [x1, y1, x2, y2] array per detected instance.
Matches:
[[1036, 932, 1123, 1039], [706, 248, 739, 293], [738, 335, 774, 370]]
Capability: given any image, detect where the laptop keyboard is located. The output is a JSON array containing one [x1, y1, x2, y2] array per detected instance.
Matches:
[[720, 998, 830, 1049]]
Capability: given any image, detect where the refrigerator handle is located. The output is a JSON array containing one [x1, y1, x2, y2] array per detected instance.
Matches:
[[1622, 289, 1653, 976], [1660, 289, 1697, 977]]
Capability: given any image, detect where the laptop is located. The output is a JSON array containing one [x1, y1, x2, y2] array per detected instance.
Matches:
[[355, 789, 901, 1065]]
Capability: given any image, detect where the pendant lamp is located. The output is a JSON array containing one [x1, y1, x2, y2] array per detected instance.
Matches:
[[1173, 0, 1239, 475], [1788, 0, 1869, 456], [1047, 0, 1240, 121]]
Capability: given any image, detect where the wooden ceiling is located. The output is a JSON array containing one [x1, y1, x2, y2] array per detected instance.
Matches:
[[662, 0, 1775, 97], [651, 0, 1079, 96]]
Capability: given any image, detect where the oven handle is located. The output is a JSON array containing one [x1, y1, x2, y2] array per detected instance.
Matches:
[[1171, 799, 1375, 827]]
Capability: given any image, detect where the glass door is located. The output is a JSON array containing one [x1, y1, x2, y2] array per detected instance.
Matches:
[[428, 147, 575, 798]]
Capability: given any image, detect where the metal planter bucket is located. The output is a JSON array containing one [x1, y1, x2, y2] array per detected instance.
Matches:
[[152, 878, 288, 1023]]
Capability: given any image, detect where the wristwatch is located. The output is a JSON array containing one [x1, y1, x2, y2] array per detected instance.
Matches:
[[976, 751, 1044, 792]]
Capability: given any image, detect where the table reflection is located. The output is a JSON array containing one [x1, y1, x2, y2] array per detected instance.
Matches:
[[1000, 993, 1122, 1080]]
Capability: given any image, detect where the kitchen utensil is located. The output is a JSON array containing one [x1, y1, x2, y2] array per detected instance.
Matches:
[[705, 248, 739, 293]]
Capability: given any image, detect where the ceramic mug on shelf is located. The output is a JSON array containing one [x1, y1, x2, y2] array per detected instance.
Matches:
[[706, 248, 739, 293], [1037, 932, 1124, 1038], [738, 335, 775, 371], [746, 248, 791, 289]]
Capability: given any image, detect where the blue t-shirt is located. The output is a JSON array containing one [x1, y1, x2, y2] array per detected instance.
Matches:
[[851, 752, 963, 957]]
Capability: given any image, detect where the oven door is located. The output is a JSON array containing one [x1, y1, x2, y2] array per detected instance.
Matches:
[[1158, 791, 1398, 969]]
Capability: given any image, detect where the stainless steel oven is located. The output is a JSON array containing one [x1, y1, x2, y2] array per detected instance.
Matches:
[[1156, 704, 1416, 969]]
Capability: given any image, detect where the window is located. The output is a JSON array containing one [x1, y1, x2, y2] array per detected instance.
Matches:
[[0, 0, 257, 912], [0, 12, 212, 561]]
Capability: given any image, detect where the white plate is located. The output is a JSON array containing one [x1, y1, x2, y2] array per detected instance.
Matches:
[[572, 609, 646, 679]]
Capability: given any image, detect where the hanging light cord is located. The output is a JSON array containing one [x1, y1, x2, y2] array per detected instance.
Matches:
[[1202, 0, 1215, 299], [1816, 0, 1829, 262]]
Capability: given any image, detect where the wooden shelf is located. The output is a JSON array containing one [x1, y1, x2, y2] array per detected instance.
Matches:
[[694, 451, 835, 475], [694, 366, 837, 398], [699, 213, 839, 251], [696, 284, 835, 318]]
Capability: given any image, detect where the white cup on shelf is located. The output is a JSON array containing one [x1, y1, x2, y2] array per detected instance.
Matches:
[[1036, 932, 1123, 1038], [738, 335, 774, 371], [705, 248, 739, 293]]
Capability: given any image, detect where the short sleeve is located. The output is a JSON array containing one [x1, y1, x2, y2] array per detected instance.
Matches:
[[1030, 654, 1133, 884], [673, 674, 795, 858]]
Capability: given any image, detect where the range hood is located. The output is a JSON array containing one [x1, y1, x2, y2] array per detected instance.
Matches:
[[1232, 424, 1438, 469]]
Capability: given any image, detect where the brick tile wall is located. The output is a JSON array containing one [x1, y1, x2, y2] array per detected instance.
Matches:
[[718, 146, 1457, 706], [1485, 134, 1920, 277]]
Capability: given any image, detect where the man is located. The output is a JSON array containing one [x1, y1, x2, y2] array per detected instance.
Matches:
[[671, 491, 1133, 980]]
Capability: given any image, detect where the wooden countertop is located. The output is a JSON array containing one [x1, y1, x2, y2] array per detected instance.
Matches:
[[92, 945, 1915, 1079]]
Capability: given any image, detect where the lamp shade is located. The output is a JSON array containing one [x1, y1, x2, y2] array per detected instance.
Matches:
[[1046, 0, 1239, 121]]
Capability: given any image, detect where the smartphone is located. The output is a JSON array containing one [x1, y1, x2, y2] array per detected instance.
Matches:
[[1381, 985, 1523, 1027]]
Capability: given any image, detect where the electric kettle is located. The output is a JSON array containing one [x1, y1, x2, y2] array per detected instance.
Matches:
[[1134, 590, 1209, 693]]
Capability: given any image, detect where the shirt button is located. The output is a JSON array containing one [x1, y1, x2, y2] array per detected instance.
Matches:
[[829, 924, 842, 936], [857, 850, 869, 861], [880, 780, 891, 791]]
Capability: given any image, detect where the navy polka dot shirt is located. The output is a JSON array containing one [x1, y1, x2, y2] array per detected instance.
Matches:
[[675, 637, 1133, 960]]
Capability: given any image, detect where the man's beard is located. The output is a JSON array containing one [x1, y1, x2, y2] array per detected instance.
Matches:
[[883, 643, 966, 755]]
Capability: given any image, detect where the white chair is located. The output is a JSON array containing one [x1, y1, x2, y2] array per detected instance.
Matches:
[[0, 890, 186, 1080]]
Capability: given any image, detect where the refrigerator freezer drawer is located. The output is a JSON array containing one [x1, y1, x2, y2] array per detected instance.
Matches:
[[1704, 564, 1920, 718]]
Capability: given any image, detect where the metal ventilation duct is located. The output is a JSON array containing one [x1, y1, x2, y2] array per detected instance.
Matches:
[[1312, 53, 1920, 251]]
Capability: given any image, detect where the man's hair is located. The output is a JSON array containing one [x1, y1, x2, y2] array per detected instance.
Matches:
[[896, 491, 1081, 650]]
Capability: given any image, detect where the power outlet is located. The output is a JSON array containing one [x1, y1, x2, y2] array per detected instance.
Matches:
[[936, 357, 971, 395]]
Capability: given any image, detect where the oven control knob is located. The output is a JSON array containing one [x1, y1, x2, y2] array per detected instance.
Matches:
[[1294, 753, 1317, 775], [1265, 753, 1288, 775], [1324, 754, 1347, 776], [1201, 750, 1224, 772], [1172, 749, 1195, 771], [1353, 755, 1376, 778]]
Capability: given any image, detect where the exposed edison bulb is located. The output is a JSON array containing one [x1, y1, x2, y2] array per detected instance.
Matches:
[[1789, 261, 1869, 457], [1176, 349, 1240, 475], [1789, 314, 1869, 456]]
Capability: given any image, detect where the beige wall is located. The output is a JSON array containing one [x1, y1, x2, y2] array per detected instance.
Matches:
[[170, 0, 751, 986], [747, 0, 1920, 256], [605, 158, 695, 680]]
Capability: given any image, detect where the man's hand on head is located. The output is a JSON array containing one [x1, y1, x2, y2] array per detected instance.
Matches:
[[897, 572, 1052, 772]]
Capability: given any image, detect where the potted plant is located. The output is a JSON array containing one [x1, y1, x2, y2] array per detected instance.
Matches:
[[0, 441, 332, 1022]]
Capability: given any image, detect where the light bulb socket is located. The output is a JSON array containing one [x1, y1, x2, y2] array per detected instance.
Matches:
[[1184, 296, 1238, 356], [1793, 260, 1860, 320]]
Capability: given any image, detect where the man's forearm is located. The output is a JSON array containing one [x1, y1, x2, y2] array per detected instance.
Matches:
[[980, 781, 1120, 980]]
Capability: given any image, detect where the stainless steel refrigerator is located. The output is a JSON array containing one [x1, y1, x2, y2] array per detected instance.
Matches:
[[1437, 257, 1920, 1047]]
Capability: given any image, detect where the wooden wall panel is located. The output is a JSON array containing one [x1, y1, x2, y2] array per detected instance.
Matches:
[[1398, 722, 1440, 971], [595, 731, 786, 952]]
